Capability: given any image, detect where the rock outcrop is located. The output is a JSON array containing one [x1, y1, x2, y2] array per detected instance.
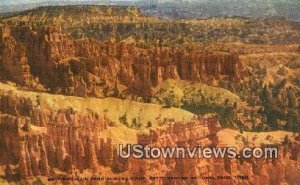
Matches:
[[127, 117, 300, 185], [0, 90, 112, 178], [0, 90, 299, 184], [0, 26, 243, 97]]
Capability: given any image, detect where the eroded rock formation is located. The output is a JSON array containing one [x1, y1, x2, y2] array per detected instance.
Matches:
[[0, 90, 112, 179], [0, 90, 299, 185], [0, 26, 243, 97], [126, 117, 300, 185]]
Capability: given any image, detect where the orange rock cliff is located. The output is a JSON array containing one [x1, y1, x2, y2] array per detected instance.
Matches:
[[0, 26, 243, 97]]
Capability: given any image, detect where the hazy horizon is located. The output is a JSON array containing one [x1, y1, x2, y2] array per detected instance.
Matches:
[[1, 0, 299, 22], [0, 0, 133, 6]]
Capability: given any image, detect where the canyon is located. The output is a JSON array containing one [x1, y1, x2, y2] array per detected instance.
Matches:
[[0, 5, 299, 185], [0, 26, 242, 97], [0, 86, 299, 184]]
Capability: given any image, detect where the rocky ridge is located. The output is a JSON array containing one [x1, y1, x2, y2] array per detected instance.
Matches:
[[0, 89, 299, 184], [0, 26, 243, 97]]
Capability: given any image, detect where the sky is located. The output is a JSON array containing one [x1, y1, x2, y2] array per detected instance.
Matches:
[[1, 0, 50, 5]]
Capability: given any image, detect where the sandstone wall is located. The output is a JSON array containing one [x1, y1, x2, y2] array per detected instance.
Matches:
[[0, 90, 299, 184], [0, 26, 243, 97]]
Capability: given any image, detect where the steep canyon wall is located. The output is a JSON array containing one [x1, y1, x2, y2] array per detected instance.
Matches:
[[0, 91, 299, 184], [0, 26, 243, 97]]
